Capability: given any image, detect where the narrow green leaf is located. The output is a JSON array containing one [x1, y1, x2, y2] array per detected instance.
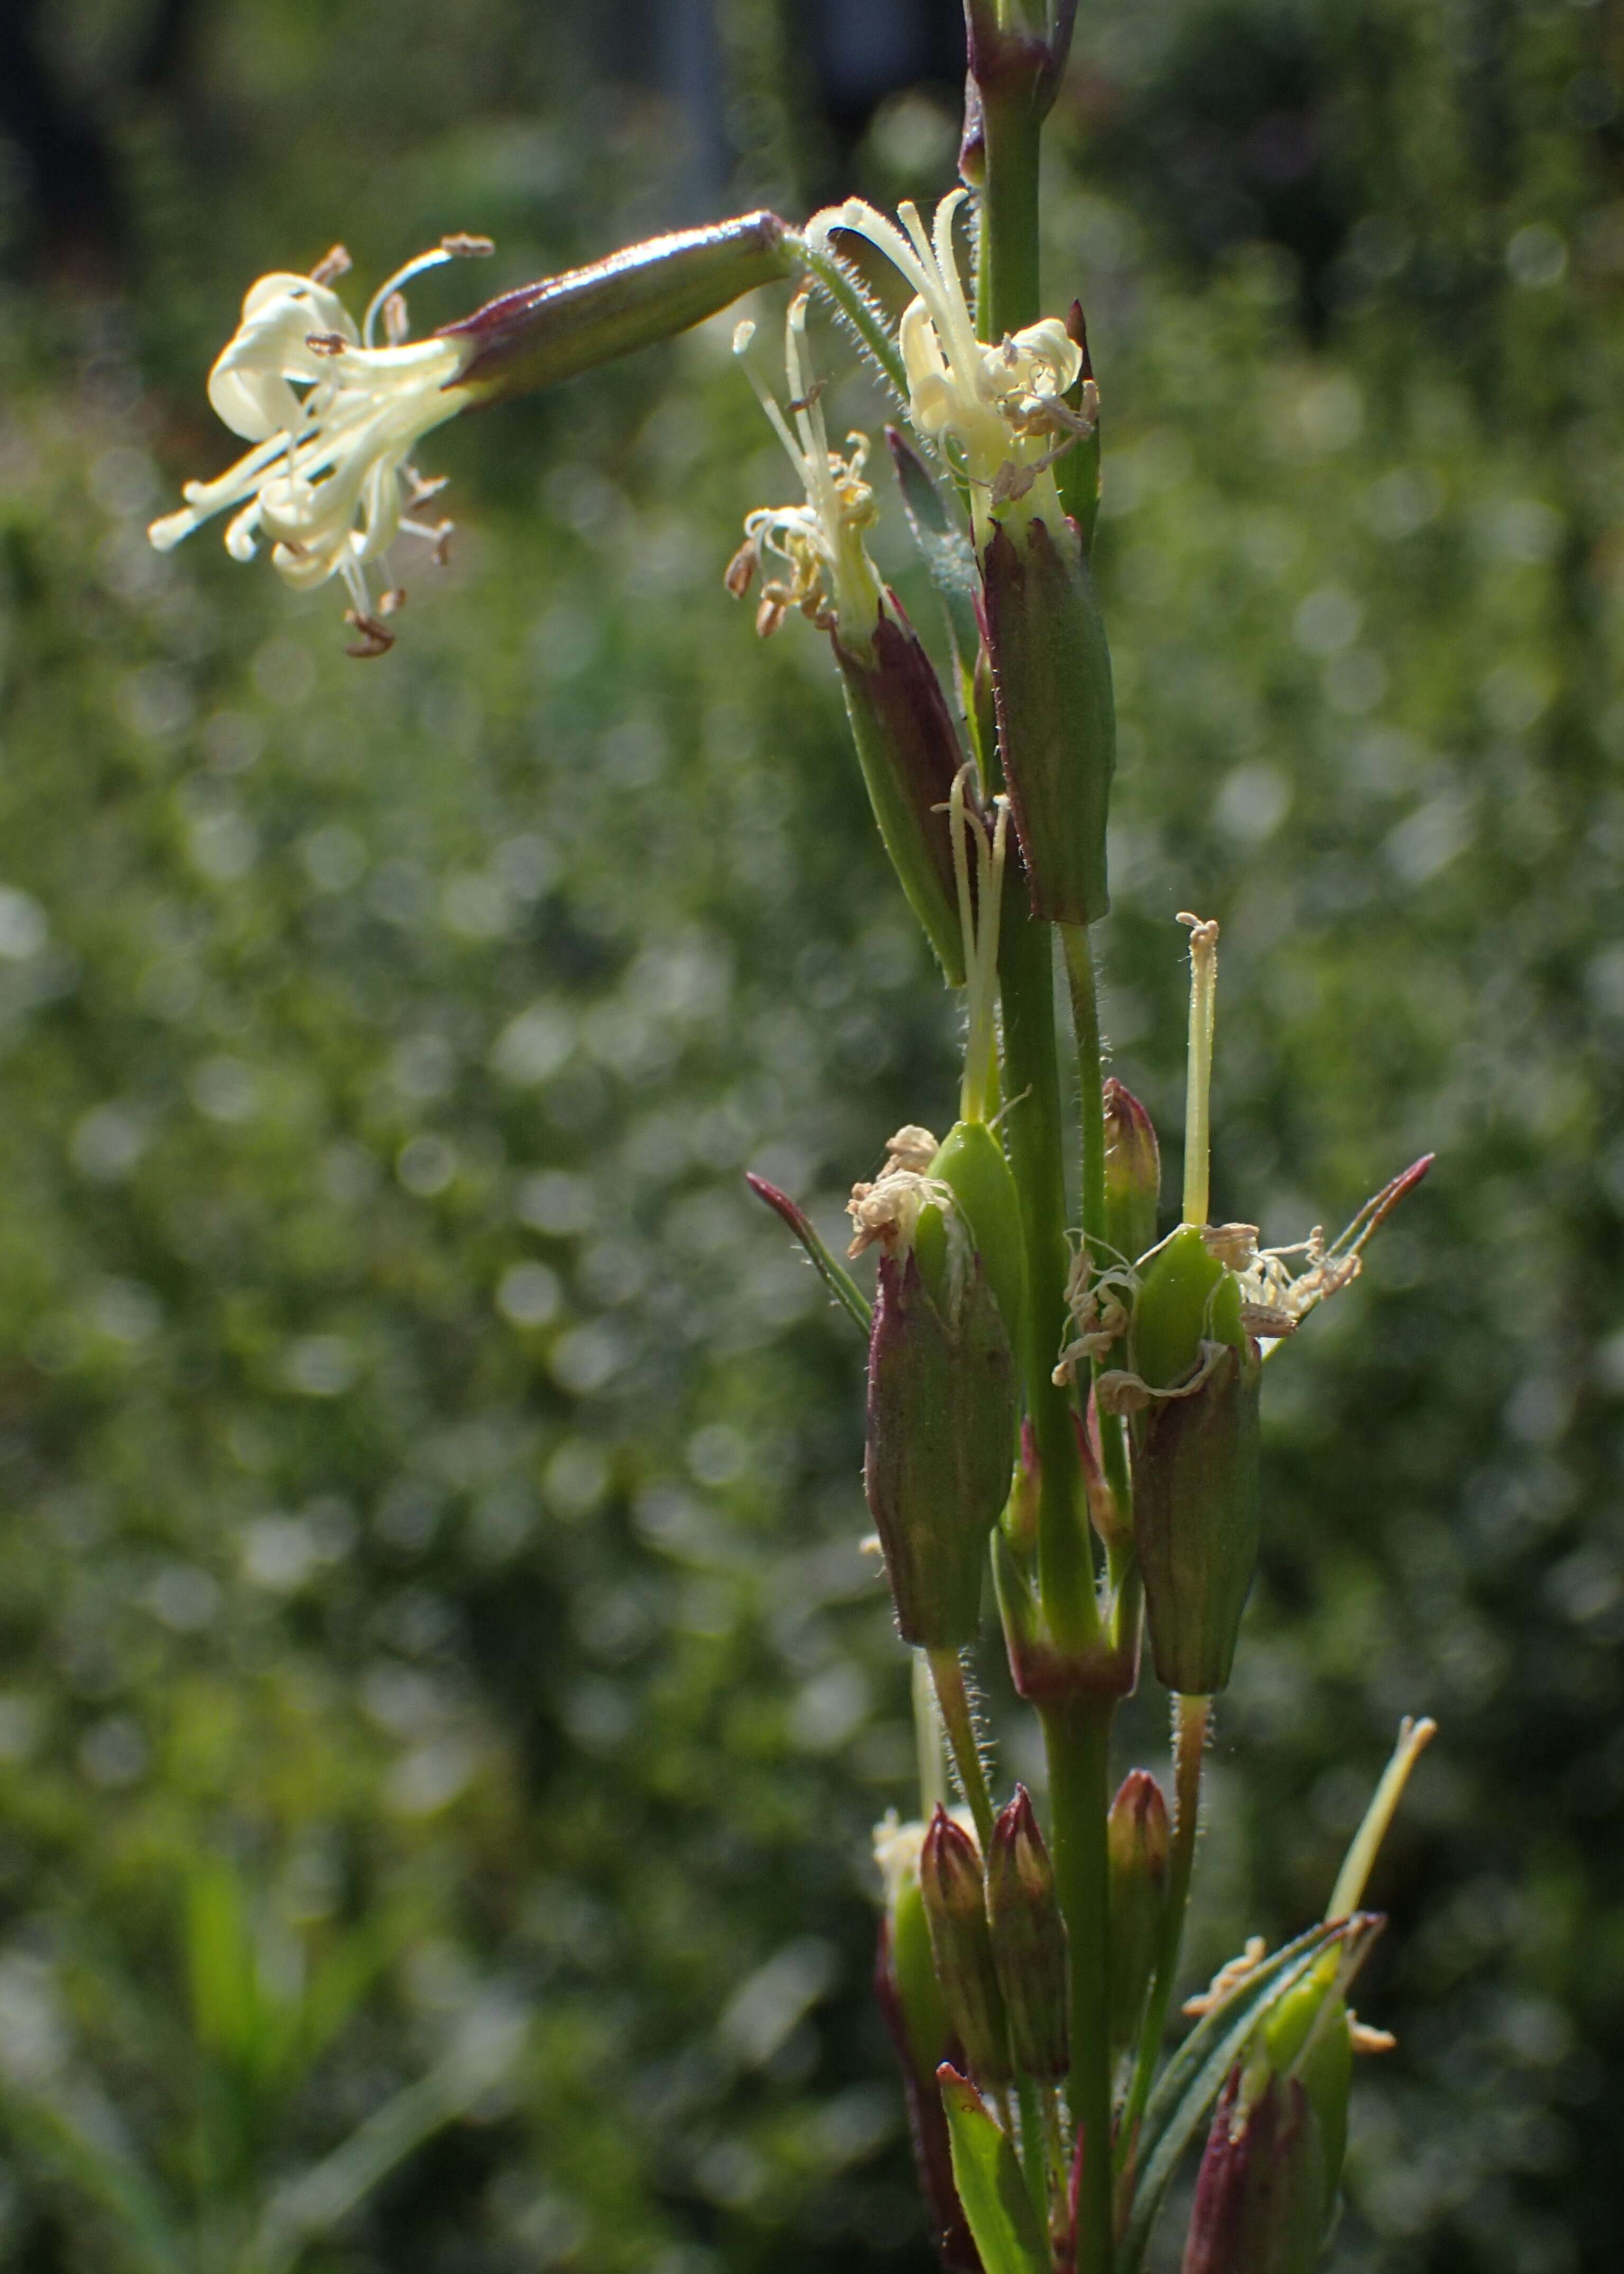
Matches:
[[254, 2008, 526, 2274], [1120, 1918, 1356, 2274], [937, 2064, 1048, 2274], [0, 2077, 188, 2274], [745, 1174, 872, 1334]]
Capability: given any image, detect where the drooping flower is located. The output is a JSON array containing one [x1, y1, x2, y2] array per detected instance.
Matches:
[[727, 291, 882, 648], [805, 190, 1093, 544], [148, 240, 491, 654]]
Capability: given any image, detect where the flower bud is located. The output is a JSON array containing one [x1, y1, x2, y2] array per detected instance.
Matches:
[[865, 1213, 1017, 1651], [1130, 1226, 1261, 1695], [986, 1786, 1068, 2079], [920, 1806, 1011, 2085], [1181, 2067, 1327, 2274], [873, 1818, 979, 2271], [834, 604, 975, 984], [1103, 1079, 1160, 1267], [981, 516, 1115, 927], [919, 1120, 1029, 1376], [444, 212, 795, 402], [1107, 1770, 1170, 2055]]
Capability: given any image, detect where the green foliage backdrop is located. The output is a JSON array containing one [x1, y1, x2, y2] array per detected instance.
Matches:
[[0, 2, 1620, 2269]]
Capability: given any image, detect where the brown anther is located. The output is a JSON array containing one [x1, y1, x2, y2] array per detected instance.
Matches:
[[342, 609, 396, 660], [406, 471, 449, 504], [724, 539, 759, 598], [441, 233, 495, 258], [432, 523, 454, 567], [310, 245, 353, 286], [785, 380, 827, 416], [755, 595, 788, 638], [378, 588, 405, 618], [383, 291, 410, 346], [305, 332, 350, 357]]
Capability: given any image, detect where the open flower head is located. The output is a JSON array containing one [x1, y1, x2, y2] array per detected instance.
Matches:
[[807, 190, 1092, 544], [726, 291, 883, 651], [148, 238, 491, 653]]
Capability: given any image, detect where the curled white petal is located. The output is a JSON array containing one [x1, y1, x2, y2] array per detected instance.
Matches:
[[149, 257, 473, 620]]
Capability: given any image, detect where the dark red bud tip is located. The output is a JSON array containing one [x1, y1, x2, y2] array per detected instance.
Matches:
[[993, 1784, 1053, 1891], [1109, 1768, 1171, 1878], [922, 1803, 984, 1911], [1066, 299, 1094, 382], [745, 1171, 810, 1240]]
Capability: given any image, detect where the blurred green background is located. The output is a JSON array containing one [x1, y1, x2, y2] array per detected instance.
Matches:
[[0, 1, 1620, 2268]]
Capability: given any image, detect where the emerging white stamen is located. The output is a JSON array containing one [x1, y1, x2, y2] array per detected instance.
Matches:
[[806, 190, 1090, 545], [148, 248, 480, 637], [730, 296, 882, 649]]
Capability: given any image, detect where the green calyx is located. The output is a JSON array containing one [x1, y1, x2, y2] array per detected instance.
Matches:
[[1131, 1227, 1260, 1696], [981, 515, 1115, 927], [919, 1121, 1029, 1379], [864, 1234, 1017, 1651]]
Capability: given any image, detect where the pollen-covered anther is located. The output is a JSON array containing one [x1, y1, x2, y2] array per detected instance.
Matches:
[[846, 1130, 942, 1258], [1183, 1935, 1268, 2019], [309, 245, 353, 286], [724, 537, 759, 598], [1350, 2020, 1397, 2055], [343, 609, 396, 660]]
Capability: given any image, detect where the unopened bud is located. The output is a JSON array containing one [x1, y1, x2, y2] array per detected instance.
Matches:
[[1131, 1226, 1260, 1695], [986, 1786, 1068, 2078], [1107, 1770, 1170, 2054], [1181, 2067, 1326, 2274], [1103, 1079, 1160, 1266], [873, 1818, 978, 2271], [444, 211, 795, 403], [981, 516, 1115, 926], [1255, 1952, 1357, 2216], [920, 1806, 1011, 2084]]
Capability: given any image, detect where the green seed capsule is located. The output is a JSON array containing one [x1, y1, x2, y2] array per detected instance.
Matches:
[[917, 1120, 1028, 1374], [1131, 1226, 1260, 1695]]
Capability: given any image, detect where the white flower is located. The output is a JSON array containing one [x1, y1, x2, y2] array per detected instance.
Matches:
[[806, 190, 1091, 544], [148, 241, 488, 651], [726, 291, 882, 649]]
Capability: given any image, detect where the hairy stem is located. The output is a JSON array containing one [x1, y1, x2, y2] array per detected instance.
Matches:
[[927, 1646, 998, 1854]]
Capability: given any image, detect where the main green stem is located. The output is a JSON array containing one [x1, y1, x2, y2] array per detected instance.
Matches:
[[981, 61, 1115, 2274], [1042, 1694, 1115, 2274]]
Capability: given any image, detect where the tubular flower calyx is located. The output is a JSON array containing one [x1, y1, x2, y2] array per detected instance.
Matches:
[[148, 239, 491, 653]]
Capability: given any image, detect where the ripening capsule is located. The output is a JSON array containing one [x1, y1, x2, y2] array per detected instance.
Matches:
[[916, 1118, 1028, 1377], [1130, 1226, 1261, 1697]]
